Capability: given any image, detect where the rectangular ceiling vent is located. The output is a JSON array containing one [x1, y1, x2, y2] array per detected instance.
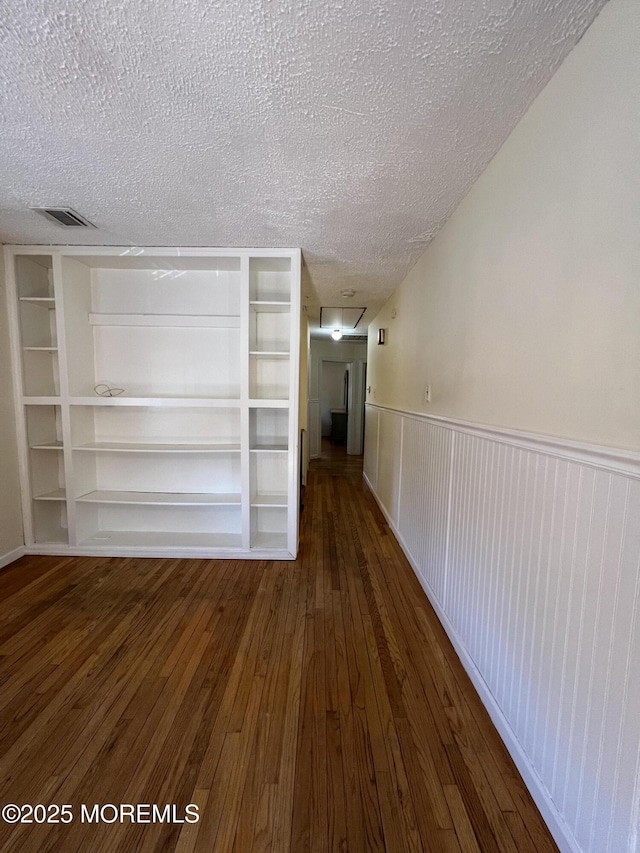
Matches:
[[342, 335, 368, 342], [319, 306, 366, 329], [32, 207, 96, 228]]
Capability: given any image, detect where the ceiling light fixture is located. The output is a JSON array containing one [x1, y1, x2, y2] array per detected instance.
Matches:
[[331, 329, 343, 341]]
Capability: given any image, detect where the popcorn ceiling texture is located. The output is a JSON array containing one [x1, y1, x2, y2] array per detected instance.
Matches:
[[0, 0, 606, 329]]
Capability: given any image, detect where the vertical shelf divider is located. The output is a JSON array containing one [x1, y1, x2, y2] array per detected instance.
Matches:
[[288, 253, 302, 556], [52, 253, 76, 546], [4, 247, 35, 546], [240, 254, 251, 551]]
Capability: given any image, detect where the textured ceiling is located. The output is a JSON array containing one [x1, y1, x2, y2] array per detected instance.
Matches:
[[0, 0, 606, 334]]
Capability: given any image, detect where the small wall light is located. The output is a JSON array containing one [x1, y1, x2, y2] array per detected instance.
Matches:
[[331, 329, 343, 341], [377, 328, 386, 345]]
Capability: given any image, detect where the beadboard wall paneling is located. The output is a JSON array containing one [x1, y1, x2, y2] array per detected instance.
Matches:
[[375, 408, 403, 526], [363, 403, 640, 853], [363, 403, 379, 490], [397, 416, 452, 608]]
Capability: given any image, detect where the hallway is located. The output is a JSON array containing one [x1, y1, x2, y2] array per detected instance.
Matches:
[[0, 449, 557, 852]]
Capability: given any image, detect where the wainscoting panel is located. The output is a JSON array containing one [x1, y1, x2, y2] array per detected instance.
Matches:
[[397, 416, 452, 609], [363, 403, 379, 491], [376, 409, 403, 526], [363, 403, 640, 853]]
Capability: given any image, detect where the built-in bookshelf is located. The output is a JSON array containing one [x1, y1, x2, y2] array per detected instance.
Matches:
[[6, 247, 301, 559]]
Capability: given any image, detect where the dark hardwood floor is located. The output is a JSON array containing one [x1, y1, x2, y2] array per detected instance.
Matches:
[[0, 442, 558, 852]]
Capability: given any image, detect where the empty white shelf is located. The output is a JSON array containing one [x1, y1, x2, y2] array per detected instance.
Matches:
[[69, 396, 241, 407], [33, 489, 66, 501], [72, 441, 241, 453], [23, 346, 58, 352], [249, 301, 291, 313], [250, 444, 288, 452], [76, 490, 241, 506], [249, 351, 290, 358], [247, 399, 289, 408], [20, 297, 56, 308], [31, 441, 63, 450]]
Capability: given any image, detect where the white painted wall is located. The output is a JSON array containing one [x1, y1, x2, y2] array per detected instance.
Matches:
[[0, 253, 24, 567], [367, 0, 640, 453], [366, 2, 640, 852]]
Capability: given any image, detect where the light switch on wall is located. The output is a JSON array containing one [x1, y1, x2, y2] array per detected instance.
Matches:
[[424, 384, 432, 404]]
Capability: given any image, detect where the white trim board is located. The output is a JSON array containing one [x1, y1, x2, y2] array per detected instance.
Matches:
[[23, 545, 295, 560], [0, 546, 26, 571], [363, 403, 640, 853], [367, 403, 640, 481]]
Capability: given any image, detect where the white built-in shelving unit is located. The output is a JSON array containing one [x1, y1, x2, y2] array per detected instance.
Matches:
[[5, 246, 301, 559]]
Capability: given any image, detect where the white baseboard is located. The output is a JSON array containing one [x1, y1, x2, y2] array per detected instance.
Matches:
[[363, 470, 579, 853], [22, 545, 295, 560], [0, 545, 26, 571]]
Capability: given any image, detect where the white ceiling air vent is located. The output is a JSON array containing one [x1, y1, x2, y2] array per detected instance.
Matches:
[[320, 306, 366, 329], [32, 207, 96, 227]]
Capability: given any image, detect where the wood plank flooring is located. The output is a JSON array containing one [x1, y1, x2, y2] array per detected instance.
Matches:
[[0, 443, 558, 852]]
